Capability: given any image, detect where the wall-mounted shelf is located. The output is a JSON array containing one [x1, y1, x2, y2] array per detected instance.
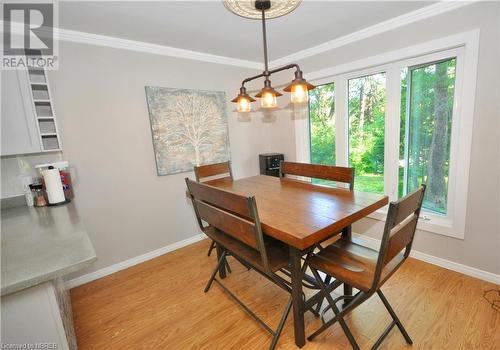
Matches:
[[28, 67, 62, 152], [28, 69, 47, 84], [1, 58, 62, 156], [41, 135, 60, 150]]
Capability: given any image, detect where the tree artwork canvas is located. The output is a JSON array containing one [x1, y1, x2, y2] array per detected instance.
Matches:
[[145, 87, 230, 176]]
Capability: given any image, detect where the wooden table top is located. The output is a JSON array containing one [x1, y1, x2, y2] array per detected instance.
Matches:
[[206, 175, 388, 250]]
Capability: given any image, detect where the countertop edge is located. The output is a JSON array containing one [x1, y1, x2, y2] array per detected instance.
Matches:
[[1, 255, 97, 296]]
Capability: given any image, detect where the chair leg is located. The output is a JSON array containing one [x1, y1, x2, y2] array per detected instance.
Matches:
[[314, 275, 331, 314], [224, 255, 253, 273], [377, 289, 412, 344], [225, 257, 232, 273], [207, 240, 216, 256], [235, 256, 252, 271], [370, 321, 397, 350], [211, 273, 292, 350], [269, 296, 293, 350], [204, 251, 226, 293], [309, 269, 360, 350]]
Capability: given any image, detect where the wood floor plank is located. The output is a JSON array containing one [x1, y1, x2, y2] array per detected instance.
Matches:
[[71, 239, 500, 350]]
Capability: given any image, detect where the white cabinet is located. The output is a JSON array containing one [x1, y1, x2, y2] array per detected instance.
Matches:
[[1, 70, 42, 155], [1, 279, 76, 349], [1, 68, 61, 156]]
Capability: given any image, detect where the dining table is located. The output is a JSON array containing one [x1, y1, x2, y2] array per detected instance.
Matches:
[[206, 174, 388, 348]]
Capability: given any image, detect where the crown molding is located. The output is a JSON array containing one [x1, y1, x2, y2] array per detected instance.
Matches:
[[0, 21, 263, 70], [269, 0, 477, 67], [306, 29, 480, 81], [55, 28, 263, 70]]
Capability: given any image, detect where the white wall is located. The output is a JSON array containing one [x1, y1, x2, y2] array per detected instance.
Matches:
[[268, 2, 500, 274], [47, 41, 273, 276]]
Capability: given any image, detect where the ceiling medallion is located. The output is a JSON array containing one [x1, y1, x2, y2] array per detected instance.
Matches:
[[223, 0, 302, 20]]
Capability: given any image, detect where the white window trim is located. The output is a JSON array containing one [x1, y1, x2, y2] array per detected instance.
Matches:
[[295, 29, 480, 239]]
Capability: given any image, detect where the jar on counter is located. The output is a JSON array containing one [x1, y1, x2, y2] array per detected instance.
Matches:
[[30, 184, 47, 207]]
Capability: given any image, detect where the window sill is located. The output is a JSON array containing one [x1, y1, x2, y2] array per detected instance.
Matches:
[[366, 208, 464, 240]]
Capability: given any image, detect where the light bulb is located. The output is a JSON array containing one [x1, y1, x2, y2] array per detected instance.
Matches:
[[261, 92, 277, 109], [237, 97, 251, 112], [291, 84, 309, 104]]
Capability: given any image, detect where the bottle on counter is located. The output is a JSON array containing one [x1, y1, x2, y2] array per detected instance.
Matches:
[[30, 184, 47, 207], [21, 175, 34, 207]]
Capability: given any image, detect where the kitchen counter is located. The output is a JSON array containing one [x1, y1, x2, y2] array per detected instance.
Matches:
[[1, 201, 96, 296]]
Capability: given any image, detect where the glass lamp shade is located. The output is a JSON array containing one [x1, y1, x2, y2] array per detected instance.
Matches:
[[290, 84, 309, 104], [261, 92, 278, 108], [255, 85, 282, 109], [231, 88, 255, 112], [283, 73, 316, 104], [237, 96, 252, 112]]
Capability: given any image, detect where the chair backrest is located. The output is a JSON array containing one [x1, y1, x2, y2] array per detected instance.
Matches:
[[372, 185, 426, 290], [194, 161, 233, 183], [279, 161, 355, 190], [185, 178, 271, 273]]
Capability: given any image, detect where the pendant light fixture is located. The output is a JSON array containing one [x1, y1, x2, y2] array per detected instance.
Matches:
[[225, 0, 316, 112], [231, 86, 256, 112]]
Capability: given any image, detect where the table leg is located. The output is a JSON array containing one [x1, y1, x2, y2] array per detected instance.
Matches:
[[216, 244, 226, 279], [341, 226, 353, 298], [290, 247, 305, 348]]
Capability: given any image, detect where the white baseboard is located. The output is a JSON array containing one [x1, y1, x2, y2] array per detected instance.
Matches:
[[66, 232, 499, 290], [352, 233, 500, 285], [65, 234, 206, 290]]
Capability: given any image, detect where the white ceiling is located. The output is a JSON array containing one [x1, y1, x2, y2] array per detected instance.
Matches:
[[59, 1, 434, 62]]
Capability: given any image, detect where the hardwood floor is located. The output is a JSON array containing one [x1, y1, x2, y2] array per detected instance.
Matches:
[[71, 239, 500, 350]]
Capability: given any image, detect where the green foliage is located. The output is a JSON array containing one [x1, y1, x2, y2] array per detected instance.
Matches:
[[308, 58, 456, 207], [347, 73, 386, 193], [399, 58, 456, 214], [309, 83, 335, 165]]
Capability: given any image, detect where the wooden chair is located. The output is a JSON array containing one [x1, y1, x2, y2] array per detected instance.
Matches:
[[185, 178, 300, 350], [194, 161, 233, 257], [279, 161, 355, 190], [306, 185, 426, 350], [280, 161, 355, 311], [194, 160, 233, 183]]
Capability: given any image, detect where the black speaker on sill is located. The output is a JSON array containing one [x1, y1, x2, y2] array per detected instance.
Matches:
[[259, 153, 284, 177]]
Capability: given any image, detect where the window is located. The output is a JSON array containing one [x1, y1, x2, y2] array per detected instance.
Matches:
[[309, 83, 335, 166], [400, 58, 457, 214], [300, 31, 479, 239], [348, 73, 386, 194], [309, 83, 335, 185]]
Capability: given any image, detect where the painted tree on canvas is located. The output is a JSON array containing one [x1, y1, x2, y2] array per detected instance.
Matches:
[[146, 87, 230, 175], [165, 92, 222, 165]]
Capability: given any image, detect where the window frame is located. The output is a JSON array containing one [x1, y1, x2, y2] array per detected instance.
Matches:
[[296, 30, 480, 239]]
